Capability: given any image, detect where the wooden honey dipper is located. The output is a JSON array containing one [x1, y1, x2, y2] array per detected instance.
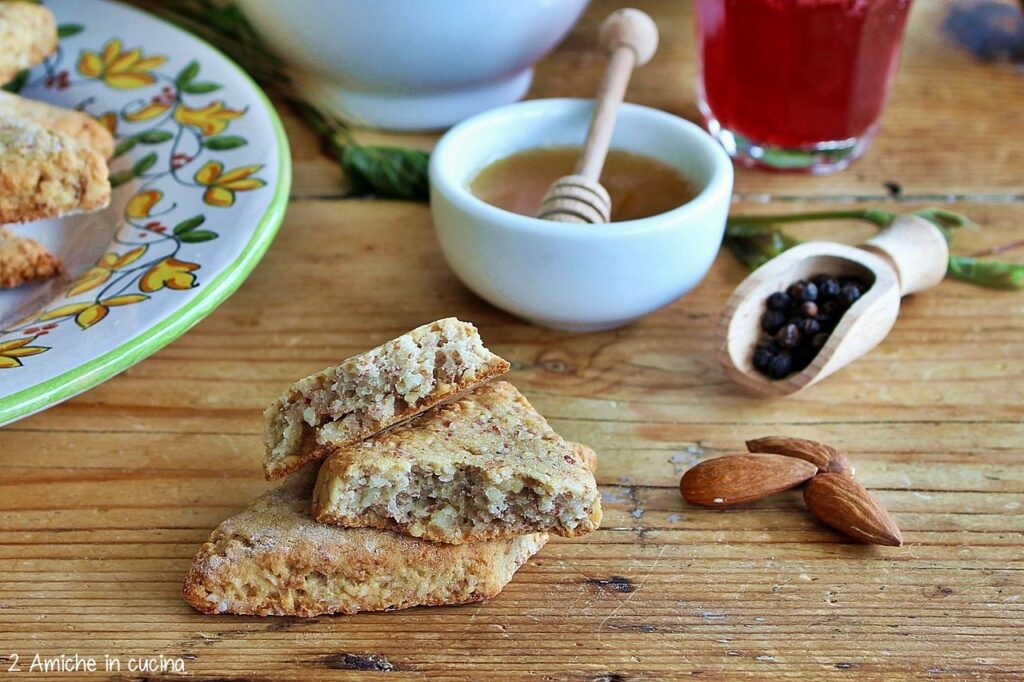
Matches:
[[536, 9, 659, 223]]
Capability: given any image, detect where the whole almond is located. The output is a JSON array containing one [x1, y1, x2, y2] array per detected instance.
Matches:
[[746, 436, 852, 475], [680, 454, 818, 507], [804, 473, 902, 546]]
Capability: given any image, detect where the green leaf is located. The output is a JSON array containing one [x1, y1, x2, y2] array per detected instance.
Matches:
[[114, 135, 139, 156], [340, 144, 430, 200], [176, 60, 200, 86], [947, 256, 1024, 290], [172, 215, 206, 235], [132, 152, 158, 175], [1, 70, 28, 94], [723, 221, 802, 271], [180, 81, 221, 94], [139, 130, 174, 144], [57, 23, 84, 38], [178, 229, 218, 243], [109, 169, 136, 187], [204, 135, 247, 150]]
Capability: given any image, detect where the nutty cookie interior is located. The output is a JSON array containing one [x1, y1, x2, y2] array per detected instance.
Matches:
[[262, 318, 509, 479], [312, 382, 602, 544]]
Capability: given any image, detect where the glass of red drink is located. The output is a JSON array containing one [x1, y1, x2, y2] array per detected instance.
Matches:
[[695, 0, 913, 174]]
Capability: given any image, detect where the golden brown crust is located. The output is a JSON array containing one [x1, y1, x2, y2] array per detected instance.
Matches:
[[313, 382, 602, 544], [263, 318, 510, 480], [182, 470, 547, 617], [572, 442, 598, 475], [0, 2, 57, 85], [0, 116, 111, 224], [0, 226, 61, 287], [0, 92, 114, 158]]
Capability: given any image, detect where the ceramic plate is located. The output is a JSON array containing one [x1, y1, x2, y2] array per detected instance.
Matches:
[[0, 0, 290, 425]]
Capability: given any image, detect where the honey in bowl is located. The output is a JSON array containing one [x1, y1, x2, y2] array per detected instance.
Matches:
[[470, 146, 697, 222]]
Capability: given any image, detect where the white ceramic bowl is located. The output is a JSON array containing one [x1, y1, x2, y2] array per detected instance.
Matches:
[[430, 99, 735, 331], [237, 0, 589, 131]]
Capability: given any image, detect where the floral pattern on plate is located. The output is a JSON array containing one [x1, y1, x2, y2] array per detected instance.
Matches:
[[0, 0, 289, 424]]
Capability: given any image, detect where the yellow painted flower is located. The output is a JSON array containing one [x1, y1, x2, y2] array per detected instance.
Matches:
[[0, 336, 48, 369], [65, 246, 148, 297], [124, 99, 171, 122], [40, 295, 148, 330], [78, 39, 166, 89], [194, 161, 265, 207], [126, 190, 163, 220], [174, 101, 243, 136], [98, 111, 118, 135], [75, 303, 108, 329], [139, 257, 199, 293]]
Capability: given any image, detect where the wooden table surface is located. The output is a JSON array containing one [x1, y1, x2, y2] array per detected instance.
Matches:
[[3, 1, 1023, 680]]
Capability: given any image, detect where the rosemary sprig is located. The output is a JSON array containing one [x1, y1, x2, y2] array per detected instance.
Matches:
[[131, 0, 429, 199], [724, 208, 1024, 290]]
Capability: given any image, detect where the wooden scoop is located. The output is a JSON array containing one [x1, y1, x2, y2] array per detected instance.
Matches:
[[718, 215, 950, 397], [536, 9, 659, 223]]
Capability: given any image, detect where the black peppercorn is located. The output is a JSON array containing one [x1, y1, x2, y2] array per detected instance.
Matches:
[[815, 314, 835, 332], [767, 291, 790, 310], [786, 281, 807, 300], [753, 345, 774, 372], [800, 301, 818, 318], [801, 281, 818, 302], [767, 352, 792, 379], [816, 276, 840, 299], [775, 323, 801, 349], [798, 317, 821, 336], [761, 309, 787, 334], [839, 283, 863, 307]]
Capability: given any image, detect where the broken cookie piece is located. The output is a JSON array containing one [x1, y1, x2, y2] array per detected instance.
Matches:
[[0, 91, 115, 158], [0, 2, 57, 85], [262, 318, 510, 480], [183, 469, 547, 617], [0, 116, 110, 224], [0, 226, 61, 288], [312, 382, 602, 544]]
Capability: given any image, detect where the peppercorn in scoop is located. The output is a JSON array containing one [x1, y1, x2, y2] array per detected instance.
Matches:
[[752, 274, 870, 380]]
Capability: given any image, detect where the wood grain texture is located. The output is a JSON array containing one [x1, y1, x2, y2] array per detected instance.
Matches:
[[2, 0, 1024, 679]]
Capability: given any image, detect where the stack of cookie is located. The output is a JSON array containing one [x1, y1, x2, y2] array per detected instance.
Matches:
[[184, 319, 602, 617], [1, 2, 113, 288]]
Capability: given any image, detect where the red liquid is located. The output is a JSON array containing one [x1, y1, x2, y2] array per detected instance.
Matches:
[[695, 0, 912, 149]]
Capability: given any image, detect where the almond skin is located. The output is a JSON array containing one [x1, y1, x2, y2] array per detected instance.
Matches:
[[746, 436, 852, 475], [804, 473, 902, 546], [679, 454, 818, 507]]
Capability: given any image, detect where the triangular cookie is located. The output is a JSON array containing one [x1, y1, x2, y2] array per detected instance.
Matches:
[[262, 318, 510, 480], [0, 116, 110, 224], [183, 469, 547, 617], [312, 381, 602, 544]]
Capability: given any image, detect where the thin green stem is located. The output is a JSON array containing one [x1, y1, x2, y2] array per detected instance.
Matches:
[[728, 208, 898, 227]]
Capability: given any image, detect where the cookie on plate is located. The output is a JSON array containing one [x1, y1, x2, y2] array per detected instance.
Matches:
[[0, 2, 57, 86], [262, 318, 510, 480], [0, 116, 110, 224], [313, 381, 602, 544], [0, 226, 61, 288], [0, 91, 114, 158], [183, 469, 547, 617]]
